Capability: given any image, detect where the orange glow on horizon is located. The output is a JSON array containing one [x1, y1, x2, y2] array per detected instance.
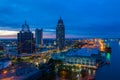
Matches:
[[0, 35, 81, 39], [0, 30, 82, 39]]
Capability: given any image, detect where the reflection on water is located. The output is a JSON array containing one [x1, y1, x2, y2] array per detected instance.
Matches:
[[55, 40, 120, 80], [119, 41, 120, 45], [93, 70, 96, 75], [55, 40, 112, 80], [95, 40, 120, 80], [56, 65, 96, 80]]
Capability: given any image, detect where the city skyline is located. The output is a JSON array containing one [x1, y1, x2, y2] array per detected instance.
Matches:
[[0, 0, 120, 38]]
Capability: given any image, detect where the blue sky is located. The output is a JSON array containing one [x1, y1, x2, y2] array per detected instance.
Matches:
[[0, 0, 120, 38]]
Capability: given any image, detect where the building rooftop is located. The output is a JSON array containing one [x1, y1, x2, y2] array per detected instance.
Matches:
[[52, 48, 99, 60], [66, 48, 99, 57]]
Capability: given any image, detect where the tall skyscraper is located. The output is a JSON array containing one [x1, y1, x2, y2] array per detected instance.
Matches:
[[35, 28, 43, 48], [56, 17, 65, 50], [17, 21, 35, 54]]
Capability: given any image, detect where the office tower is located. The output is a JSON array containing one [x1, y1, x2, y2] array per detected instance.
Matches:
[[56, 17, 65, 50], [35, 28, 43, 48], [17, 21, 35, 54]]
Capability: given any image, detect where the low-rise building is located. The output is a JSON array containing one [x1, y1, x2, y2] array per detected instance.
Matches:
[[52, 48, 104, 67]]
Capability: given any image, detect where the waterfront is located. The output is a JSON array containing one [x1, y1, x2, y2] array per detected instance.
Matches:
[[0, 39, 119, 80], [96, 40, 120, 80], [53, 39, 120, 80]]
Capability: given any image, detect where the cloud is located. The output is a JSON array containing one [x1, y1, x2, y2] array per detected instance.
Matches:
[[0, 30, 18, 35], [0, 0, 120, 38], [44, 29, 55, 32], [0, 29, 56, 39]]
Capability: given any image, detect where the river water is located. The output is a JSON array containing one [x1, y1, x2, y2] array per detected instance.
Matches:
[[95, 40, 120, 80], [53, 39, 120, 80]]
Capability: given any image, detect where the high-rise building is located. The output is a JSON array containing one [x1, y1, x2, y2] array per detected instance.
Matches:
[[17, 21, 35, 54], [56, 17, 65, 50], [35, 28, 43, 48]]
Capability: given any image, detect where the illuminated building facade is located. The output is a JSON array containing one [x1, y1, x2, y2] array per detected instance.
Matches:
[[35, 28, 43, 48], [17, 21, 35, 54], [56, 17, 65, 50], [52, 48, 106, 68]]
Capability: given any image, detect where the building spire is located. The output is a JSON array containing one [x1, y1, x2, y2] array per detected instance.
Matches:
[[58, 16, 63, 24], [21, 20, 30, 32]]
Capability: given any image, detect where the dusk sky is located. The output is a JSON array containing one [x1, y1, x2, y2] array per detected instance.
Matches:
[[0, 0, 120, 38]]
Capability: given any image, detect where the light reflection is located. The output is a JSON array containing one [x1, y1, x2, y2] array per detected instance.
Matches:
[[93, 70, 96, 75], [88, 69, 91, 75], [119, 41, 120, 45], [98, 39, 105, 51], [2, 70, 8, 74]]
